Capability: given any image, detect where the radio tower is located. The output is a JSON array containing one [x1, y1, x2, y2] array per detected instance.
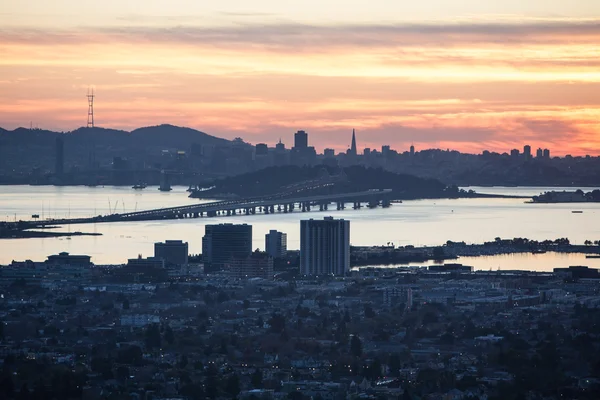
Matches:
[[87, 88, 95, 128]]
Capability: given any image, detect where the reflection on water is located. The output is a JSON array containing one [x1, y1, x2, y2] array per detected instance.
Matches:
[[0, 185, 599, 268]]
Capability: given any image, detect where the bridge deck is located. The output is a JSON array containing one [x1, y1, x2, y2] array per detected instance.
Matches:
[[28, 189, 393, 227]]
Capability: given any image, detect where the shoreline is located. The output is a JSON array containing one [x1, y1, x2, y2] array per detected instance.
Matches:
[[0, 230, 101, 239]]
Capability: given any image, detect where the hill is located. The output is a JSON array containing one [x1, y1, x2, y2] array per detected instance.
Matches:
[[192, 165, 449, 200], [0, 124, 233, 176]]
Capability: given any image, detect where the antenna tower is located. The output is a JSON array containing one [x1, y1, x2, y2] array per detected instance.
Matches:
[[87, 88, 95, 128]]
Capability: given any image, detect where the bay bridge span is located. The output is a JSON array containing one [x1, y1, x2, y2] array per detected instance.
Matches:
[[24, 189, 394, 228]]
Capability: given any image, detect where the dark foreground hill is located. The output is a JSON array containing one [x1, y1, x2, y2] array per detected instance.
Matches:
[[193, 165, 451, 199]]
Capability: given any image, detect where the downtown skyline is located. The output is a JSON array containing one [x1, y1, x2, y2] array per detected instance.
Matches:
[[1, 1, 600, 156]]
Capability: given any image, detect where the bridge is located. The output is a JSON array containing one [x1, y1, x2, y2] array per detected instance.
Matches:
[[23, 189, 394, 228]]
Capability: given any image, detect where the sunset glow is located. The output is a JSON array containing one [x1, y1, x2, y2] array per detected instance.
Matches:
[[2, 1, 600, 154]]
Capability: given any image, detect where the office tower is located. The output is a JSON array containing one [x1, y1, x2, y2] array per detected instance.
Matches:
[[300, 217, 350, 276], [350, 129, 357, 156], [154, 240, 189, 266], [255, 143, 268, 156], [543, 149, 550, 159], [382, 145, 391, 157], [275, 139, 285, 151], [510, 149, 520, 158], [228, 251, 273, 279], [363, 148, 371, 156], [536, 148, 543, 158], [523, 145, 531, 159], [294, 130, 308, 149], [410, 145, 415, 156], [55, 136, 64, 176], [324, 148, 335, 158], [265, 230, 287, 258], [202, 224, 252, 272]]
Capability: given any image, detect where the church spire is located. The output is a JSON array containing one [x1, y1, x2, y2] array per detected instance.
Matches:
[[351, 129, 357, 156]]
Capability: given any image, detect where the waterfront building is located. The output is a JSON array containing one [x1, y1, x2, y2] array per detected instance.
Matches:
[[227, 251, 273, 279], [126, 256, 165, 269], [154, 240, 188, 266], [46, 251, 91, 266], [202, 223, 252, 272], [265, 229, 287, 258], [300, 217, 350, 276]]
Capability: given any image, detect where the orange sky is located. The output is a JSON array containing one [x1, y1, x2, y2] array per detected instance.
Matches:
[[1, 2, 600, 155]]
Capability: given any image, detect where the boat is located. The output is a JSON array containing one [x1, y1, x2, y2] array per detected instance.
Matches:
[[531, 250, 547, 254], [572, 210, 583, 213], [585, 255, 600, 259], [132, 183, 147, 190]]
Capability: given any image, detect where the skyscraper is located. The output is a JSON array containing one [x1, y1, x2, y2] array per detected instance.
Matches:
[[523, 145, 532, 159], [55, 136, 64, 176], [202, 224, 252, 272], [300, 217, 350, 276], [350, 129, 357, 156], [410, 145, 415, 156], [536, 148, 543, 158], [294, 130, 308, 149], [543, 149, 551, 159], [265, 230, 287, 258]]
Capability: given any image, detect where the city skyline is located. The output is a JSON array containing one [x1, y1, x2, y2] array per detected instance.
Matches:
[[1, 1, 600, 155]]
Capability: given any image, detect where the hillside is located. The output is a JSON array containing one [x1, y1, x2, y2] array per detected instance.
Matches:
[[0, 124, 233, 177], [193, 165, 449, 199]]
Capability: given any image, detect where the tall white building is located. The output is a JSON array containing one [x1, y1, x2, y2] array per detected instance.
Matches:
[[300, 217, 350, 276], [265, 230, 287, 258]]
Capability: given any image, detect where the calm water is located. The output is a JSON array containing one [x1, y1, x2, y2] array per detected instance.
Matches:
[[1, 185, 599, 270], [361, 252, 600, 272]]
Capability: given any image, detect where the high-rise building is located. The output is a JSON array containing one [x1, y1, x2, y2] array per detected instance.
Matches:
[[275, 139, 285, 151], [202, 224, 252, 272], [55, 136, 64, 176], [228, 251, 273, 279], [543, 149, 551, 159], [349, 129, 357, 156], [324, 148, 335, 158], [363, 148, 371, 156], [382, 145, 391, 157], [523, 145, 531, 159], [410, 145, 415, 156], [154, 240, 189, 266], [265, 230, 287, 258], [535, 148, 543, 158], [510, 149, 520, 158], [300, 217, 350, 276], [255, 143, 268, 156], [294, 130, 308, 149]]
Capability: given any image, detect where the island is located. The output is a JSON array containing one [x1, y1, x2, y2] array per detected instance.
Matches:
[[531, 189, 600, 203]]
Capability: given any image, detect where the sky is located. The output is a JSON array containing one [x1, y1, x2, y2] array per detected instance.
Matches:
[[1, 1, 600, 155]]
